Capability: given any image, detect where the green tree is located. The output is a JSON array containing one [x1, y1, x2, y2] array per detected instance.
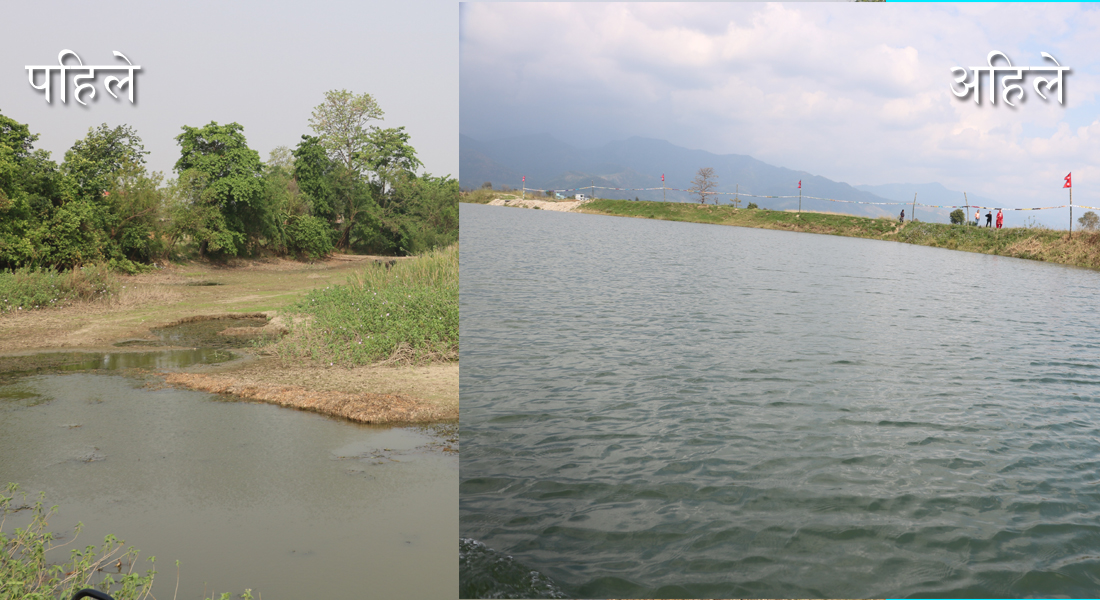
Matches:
[[308, 89, 384, 173], [1079, 211, 1099, 231], [362, 126, 423, 199], [292, 135, 337, 220], [305, 90, 391, 250], [62, 123, 148, 200], [174, 122, 272, 256], [950, 208, 966, 224]]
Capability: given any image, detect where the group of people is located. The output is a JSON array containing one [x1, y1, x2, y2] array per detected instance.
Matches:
[[973, 208, 1004, 229]]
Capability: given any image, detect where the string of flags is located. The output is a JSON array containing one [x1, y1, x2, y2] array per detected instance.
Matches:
[[519, 171, 1094, 211]]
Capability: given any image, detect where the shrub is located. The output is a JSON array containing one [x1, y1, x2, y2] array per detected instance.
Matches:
[[0, 265, 120, 314], [747, 202, 758, 209], [1079, 211, 1099, 231], [950, 208, 965, 224], [0, 484, 156, 600], [285, 214, 334, 259]]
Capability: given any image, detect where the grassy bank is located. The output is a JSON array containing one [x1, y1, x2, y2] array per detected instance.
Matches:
[[580, 199, 1100, 270], [0, 266, 120, 315], [277, 244, 459, 366]]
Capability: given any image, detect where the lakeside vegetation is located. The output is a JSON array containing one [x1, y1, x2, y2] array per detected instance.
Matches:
[[0, 266, 119, 315], [275, 244, 458, 366], [578, 199, 1100, 270], [1, 484, 155, 600]]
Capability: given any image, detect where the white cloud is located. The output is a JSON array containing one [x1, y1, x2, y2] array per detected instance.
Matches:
[[461, 2, 1100, 217]]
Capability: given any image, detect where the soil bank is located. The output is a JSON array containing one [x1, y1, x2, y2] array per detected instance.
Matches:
[[0, 254, 457, 424]]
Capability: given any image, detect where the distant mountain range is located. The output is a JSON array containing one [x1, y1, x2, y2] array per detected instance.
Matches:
[[461, 134, 1002, 222]]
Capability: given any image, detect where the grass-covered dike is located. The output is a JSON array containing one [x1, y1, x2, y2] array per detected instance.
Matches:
[[580, 199, 1100, 270], [276, 244, 458, 366]]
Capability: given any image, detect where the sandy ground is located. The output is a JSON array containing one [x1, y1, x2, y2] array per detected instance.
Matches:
[[488, 197, 585, 212], [0, 255, 456, 424]]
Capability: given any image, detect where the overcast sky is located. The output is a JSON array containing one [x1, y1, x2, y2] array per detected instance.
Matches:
[[461, 2, 1100, 221], [2, 0, 457, 180]]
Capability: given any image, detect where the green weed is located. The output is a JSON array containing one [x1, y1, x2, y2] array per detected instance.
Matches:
[[0, 483, 155, 600], [278, 244, 458, 366], [0, 265, 121, 315]]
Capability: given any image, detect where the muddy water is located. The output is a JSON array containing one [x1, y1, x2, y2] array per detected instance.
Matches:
[[0, 372, 456, 599], [0, 349, 234, 381]]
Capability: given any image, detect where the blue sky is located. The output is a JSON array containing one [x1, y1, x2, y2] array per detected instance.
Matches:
[[2, 0, 457, 180], [461, 2, 1100, 226]]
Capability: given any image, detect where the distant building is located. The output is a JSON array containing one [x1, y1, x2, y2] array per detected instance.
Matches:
[[575, 194, 587, 201]]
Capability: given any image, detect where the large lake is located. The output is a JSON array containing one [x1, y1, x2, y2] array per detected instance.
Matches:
[[459, 203, 1100, 598]]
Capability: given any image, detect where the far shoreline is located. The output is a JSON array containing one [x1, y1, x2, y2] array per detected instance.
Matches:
[[464, 197, 1100, 272]]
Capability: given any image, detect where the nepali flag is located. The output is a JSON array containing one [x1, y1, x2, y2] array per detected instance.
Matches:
[[798, 180, 802, 189], [522, 175, 525, 182], [1065, 173, 1072, 189], [661, 174, 664, 182]]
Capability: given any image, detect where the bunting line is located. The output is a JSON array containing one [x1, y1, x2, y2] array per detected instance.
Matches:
[[523, 186, 1090, 212]]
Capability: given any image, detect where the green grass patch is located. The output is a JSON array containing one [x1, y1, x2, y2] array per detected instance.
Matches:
[[278, 244, 458, 366], [0, 265, 120, 315]]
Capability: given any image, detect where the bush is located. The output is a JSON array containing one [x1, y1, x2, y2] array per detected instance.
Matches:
[[747, 202, 758, 209], [0, 484, 156, 600], [0, 265, 120, 314], [950, 208, 965, 225], [285, 214, 334, 259]]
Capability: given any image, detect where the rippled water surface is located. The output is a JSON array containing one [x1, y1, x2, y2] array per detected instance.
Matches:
[[459, 203, 1100, 598]]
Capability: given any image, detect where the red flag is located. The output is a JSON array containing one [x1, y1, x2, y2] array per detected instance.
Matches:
[[522, 175, 525, 182], [661, 174, 664, 182], [1064, 173, 1072, 189], [798, 180, 802, 189]]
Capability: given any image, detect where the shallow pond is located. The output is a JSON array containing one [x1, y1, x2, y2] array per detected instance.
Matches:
[[1, 369, 456, 598]]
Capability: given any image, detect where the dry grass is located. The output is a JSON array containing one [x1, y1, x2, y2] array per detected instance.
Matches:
[[161, 372, 455, 424]]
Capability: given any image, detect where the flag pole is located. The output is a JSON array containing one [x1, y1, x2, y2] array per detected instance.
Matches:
[[1067, 172, 1073, 236], [964, 192, 969, 226], [798, 180, 802, 213], [522, 175, 525, 200]]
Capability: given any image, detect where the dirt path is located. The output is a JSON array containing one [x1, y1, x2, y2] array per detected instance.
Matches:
[[0, 255, 456, 424]]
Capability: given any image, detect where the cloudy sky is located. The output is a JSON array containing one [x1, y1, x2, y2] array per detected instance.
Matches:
[[2, 0, 457, 179], [461, 3, 1100, 224]]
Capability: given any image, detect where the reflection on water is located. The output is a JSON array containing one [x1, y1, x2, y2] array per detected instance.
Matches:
[[0, 349, 234, 382], [0, 373, 456, 599], [460, 204, 1100, 598]]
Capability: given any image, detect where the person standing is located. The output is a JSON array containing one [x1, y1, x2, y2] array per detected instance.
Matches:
[[899, 209, 905, 224], [974, 208, 981, 226], [986, 211, 993, 227], [996, 209, 1004, 229]]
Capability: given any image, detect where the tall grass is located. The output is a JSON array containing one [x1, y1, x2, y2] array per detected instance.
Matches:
[[0, 266, 120, 315], [278, 244, 458, 366]]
